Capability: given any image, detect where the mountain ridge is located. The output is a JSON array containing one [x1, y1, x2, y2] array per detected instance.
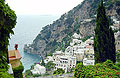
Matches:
[[24, 0, 120, 58]]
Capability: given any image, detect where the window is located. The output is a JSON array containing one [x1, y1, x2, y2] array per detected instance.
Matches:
[[90, 56, 93, 58], [73, 60, 75, 64], [64, 65, 66, 67], [70, 60, 72, 64]]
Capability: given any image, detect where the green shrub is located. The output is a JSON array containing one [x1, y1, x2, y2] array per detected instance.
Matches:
[[47, 52, 53, 56], [116, 62, 120, 67], [74, 60, 120, 78], [53, 68, 65, 75], [12, 62, 24, 78], [25, 69, 32, 78], [103, 60, 113, 67], [45, 61, 55, 71], [40, 58, 45, 66], [43, 72, 50, 76], [74, 62, 86, 78], [0, 56, 9, 71], [116, 51, 120, 62], [0, 72, 13, 78], [32, 74, 41, 77]]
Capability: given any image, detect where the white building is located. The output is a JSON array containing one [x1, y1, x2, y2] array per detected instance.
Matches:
[[65, 46, 74, 56], [44, 56, 53, 64], [115, 31, 120, 50], [53, 51, 65, 62], [111, 16, 120, 24], [65, 37, 94, 62], [83, 58, 95, 66], [70, 39, 82, 46], [45, 35, 95, 73], [31, 64, 46, 75], [74, 49, 84, 61], [73, 33, 81, 39], [54, 55, 76, 73], [85, 38, 94, 45], [111, 26, 119, 30]]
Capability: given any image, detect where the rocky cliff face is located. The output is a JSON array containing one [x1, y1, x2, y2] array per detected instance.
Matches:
[[24, 0, 120, 58]]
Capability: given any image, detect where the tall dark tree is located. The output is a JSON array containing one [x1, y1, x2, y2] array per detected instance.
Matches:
[[0, 0, 17, 70], [94, 0, 116, 63]]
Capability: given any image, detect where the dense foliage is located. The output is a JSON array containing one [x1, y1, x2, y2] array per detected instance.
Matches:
[[53, 68, 65, 75], [94, 0, 116, 63], [0, 0, 17, 70], [116, 50, 120, 62], [25, 69, 32, 78], [45, 61, 55, 71], [12, 62, 24, 78], [74, 60, 120, 78], [0, 71, 13, 78], [40, 58, 45, 66], [0, 0, 17, 78]]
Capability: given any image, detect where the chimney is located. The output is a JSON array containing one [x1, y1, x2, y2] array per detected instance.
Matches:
[[15, 44, 18, 50]]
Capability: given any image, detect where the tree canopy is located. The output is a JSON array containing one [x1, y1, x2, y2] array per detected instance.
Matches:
[[0, 0, 17, 70], [94, 0, 116, 63]]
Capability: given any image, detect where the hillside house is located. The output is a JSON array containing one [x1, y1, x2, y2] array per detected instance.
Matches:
[[83, 58, 95, 66], [8, 44, 21, 68], [73, 33, 81, 39], [54, 55, 76, 73], [31, 64, 46, 74], [115, 31, 120, 51], [44, 56, 53, 64]]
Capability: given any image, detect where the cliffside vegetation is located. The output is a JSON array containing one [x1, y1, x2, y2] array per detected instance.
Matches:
[[0, 0, 17, 78], [24, 0, 120, 58]]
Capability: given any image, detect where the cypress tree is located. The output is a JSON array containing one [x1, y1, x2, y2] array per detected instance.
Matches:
[[94, 0, 116, 63]]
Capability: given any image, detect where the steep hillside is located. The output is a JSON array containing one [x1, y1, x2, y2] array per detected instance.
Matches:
[[24, 0, 120, 58]]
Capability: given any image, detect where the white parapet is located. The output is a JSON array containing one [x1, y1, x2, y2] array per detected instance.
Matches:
[[7, 64, 13, 74]]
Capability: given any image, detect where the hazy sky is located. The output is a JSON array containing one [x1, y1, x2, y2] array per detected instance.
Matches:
[[6, 0, 83, 15]]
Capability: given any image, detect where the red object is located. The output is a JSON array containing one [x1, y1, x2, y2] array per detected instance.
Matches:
[[15, 44, 18, 50]]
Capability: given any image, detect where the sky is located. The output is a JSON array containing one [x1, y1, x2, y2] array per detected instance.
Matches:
[[6, 0, 83, 15]]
